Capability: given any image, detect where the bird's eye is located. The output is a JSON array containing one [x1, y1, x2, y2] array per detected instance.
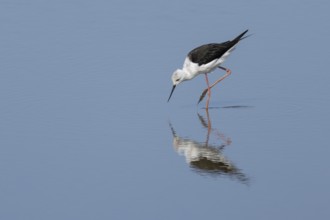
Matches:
[[175, 79, 180, 82]]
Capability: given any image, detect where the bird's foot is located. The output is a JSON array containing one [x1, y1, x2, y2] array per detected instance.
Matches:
[[197, 88, 208, 104]]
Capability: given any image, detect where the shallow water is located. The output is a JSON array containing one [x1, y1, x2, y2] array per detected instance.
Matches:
[[1, 0, 330, 219]]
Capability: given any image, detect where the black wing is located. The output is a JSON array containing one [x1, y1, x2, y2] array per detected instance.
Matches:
[[188, 29, 248, 66]]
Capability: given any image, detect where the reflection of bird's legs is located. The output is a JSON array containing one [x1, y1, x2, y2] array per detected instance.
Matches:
[[200, 109, 231, 150], [205, 108, 211, 146], [217, 132, 232, 146]]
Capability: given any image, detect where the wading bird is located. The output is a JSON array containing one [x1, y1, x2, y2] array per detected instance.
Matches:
[[167, 29, 249, 109]]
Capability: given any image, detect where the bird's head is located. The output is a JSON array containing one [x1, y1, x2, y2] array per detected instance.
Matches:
[[171, 69, 186, 86], [168, 69, 186, 102]]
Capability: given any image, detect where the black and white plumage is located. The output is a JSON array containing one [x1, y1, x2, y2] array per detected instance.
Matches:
[[168, 29, 248, 108]]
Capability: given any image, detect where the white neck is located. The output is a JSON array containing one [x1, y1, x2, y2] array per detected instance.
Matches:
[[182, 57, 200, 80], [182, 68, 197, 81]]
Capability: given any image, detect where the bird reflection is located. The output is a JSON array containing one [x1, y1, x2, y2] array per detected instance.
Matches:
[[169, 110, 249, 184]]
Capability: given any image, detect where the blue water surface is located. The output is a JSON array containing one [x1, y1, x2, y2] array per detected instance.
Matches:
[[1, 0, 330, 219]]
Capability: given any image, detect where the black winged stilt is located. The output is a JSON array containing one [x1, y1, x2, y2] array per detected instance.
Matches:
[[167, 29, 249, 109]]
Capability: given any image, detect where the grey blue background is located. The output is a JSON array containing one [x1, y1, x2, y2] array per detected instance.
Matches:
[[1, 0, 330, 219]]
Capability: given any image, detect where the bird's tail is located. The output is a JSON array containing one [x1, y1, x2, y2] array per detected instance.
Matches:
[[233, 29, 249, 42]]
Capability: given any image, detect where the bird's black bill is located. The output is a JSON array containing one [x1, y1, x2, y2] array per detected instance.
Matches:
[[167, 85, 176, 102]]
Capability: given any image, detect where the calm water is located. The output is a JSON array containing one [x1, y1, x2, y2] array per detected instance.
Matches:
[[1, 0, 330, 219]]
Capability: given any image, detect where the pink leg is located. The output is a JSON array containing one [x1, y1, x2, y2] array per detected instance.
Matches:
[[198, 66, 231, 104], [209, 66, 231, 89], [204, 73, 211, 109]]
